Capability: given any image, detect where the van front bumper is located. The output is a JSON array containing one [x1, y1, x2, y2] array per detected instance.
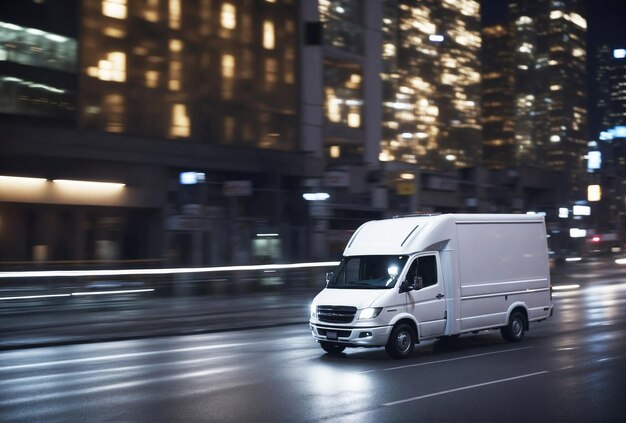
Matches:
[[309, 322, 392, 347]]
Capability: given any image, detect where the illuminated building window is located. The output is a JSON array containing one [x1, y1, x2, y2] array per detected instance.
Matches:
[[170, 104, 190, 138], [169, 61, 182, 90], [169, 39, 183, 52], [104, 27, 125, 38], [263, 20, 275, 50], [221, 54, 235, 99], [346, 73, 361, 89], [87, 52, 126, 82], [102, 0, 127, 19], [169, 0, 181, 29], [145, 70, 159, 88], [587, 185, 601, 202], [144, 0, 159, 22], [568, 13, 586, 29], [222, 54, 235, 78], [324, 59, 363, 127], [518, 42, 533, 54], [326, 89, 341, 122], [221, 3, 237, 29], [330, 145, 340, 158], [347, 109, 360, 128], [383, 43, 396, 57], [550, 10, 563, 20]]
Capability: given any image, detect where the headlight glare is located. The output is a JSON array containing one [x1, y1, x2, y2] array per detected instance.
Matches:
[[359, 307, 382, 320]]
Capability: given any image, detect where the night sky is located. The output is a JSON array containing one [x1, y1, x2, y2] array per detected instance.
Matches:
[[481, 0, 626, 47]]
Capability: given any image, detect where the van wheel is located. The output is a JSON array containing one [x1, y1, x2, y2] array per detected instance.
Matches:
[[501, 311, 526, 342], [320, 341, 346, 355], [385, 323, 415, 359]]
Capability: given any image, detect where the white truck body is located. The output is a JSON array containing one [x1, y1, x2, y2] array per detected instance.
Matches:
[[309, 214, 553, 358]]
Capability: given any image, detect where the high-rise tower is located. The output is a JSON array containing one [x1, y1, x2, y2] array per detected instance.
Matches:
[[380, 0, 482, 171], [482, 0, 587, 200]]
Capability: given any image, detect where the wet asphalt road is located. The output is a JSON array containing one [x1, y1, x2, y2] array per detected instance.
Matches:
[[1, 262, 625, 422]]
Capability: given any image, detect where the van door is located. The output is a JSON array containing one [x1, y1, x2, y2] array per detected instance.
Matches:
[[404, 252, 446, 338]]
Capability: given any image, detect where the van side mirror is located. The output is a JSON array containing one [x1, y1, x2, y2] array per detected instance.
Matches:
[[400, 279, 415, 293], [400, 276, 423, 293], [325, 271, 334, 286]]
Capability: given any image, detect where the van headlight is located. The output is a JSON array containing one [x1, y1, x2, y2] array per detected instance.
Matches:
[[359, 307, 382, 320], [310, 304, 317, 318]]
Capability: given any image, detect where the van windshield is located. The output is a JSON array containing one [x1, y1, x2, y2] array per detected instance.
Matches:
[[327, 255, 409, 289]]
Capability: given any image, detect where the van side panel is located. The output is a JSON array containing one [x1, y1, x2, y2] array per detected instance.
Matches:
[[456, 221, 551, 331]]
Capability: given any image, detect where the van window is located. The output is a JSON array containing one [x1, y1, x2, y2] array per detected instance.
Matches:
[[406, 255, 438, 288], [328, 255, 409, 289]]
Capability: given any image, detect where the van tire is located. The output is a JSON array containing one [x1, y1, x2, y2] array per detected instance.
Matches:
[[320, 341, 346, 354], [385, 323, 415, 359], [501, 311, 526, 342]]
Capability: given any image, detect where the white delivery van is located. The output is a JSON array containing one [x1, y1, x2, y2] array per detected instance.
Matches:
[[309, 214, 553, 359]]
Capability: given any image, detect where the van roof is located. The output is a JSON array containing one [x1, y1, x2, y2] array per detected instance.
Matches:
[[344, 213, 544, 256]]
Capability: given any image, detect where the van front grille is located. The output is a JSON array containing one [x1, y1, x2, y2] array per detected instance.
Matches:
[[317, 305, 357, 323]]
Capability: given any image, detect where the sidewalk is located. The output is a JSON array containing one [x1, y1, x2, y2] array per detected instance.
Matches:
[[0, 289, 319, 350]]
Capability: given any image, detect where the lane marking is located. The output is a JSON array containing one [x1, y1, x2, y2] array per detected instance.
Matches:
[[360, 346, 533, 374], [0, 342, 248, 371], [383, 371, 549, 406]]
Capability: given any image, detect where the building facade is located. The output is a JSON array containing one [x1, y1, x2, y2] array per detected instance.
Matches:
[[481, 23, 515, 169], [380, 0, 482, 172], [481, 0, 588, 204], [0, 0, 322, 267]]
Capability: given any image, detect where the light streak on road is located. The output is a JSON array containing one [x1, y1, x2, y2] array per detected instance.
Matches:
[[0, 294, 71, 301], [71, 289, 155, 296], [552, 284, 581, 291], [0, 289, 154, 301], [0, 261, 341, 279]]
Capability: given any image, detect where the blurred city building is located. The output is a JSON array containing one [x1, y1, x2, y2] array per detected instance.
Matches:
[[380, 0, 482, 171], [591, 46, 626, 243], [299, 0, 386, 257], [482, 0, 588, 202], [0, 0, 322, 267]]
